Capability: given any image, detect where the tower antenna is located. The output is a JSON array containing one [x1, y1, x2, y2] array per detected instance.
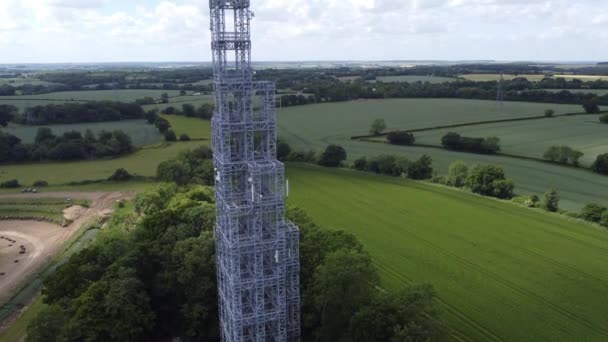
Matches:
[[209, 1, 301, 341]]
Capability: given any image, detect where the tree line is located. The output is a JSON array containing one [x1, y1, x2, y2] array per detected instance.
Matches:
[[5, 102, 145, 125], [0, 128, 134, 163]]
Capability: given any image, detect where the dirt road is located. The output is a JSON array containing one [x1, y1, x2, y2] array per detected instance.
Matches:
[[0, 191, 133, 305]]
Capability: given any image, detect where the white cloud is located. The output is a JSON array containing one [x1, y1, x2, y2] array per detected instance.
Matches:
[[0, 0, 606, 63]]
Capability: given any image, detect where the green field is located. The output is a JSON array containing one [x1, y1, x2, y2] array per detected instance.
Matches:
[[287, 164, 608, 341], [0, 89, 183, 111], [0, 78, 57, 87], [143, 94, 214, 112], [375, 75, 457, 83], [3, 120, 162, 146], [461, 74, 608, 82], [0, 141, 205, 185], [160, 115, 211, 140], [414, 115, 608, 166], [277, 99, 607, 210]]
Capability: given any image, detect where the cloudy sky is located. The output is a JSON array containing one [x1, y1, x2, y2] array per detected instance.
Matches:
[[0, 0, 606, 63]]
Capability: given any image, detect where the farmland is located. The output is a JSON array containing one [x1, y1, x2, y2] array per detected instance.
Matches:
[[460, 74, 608, 82], [143, 94, 214, 112], [0, 89, 183, 111], [160, 114, 211, 140], [286, 163, 608, 342], [375, 75, 456, 83], [414, 114, 608, 166], [3, 120, 162, 146], [277, 99, 608, 210], [0, 141, 206, 185]]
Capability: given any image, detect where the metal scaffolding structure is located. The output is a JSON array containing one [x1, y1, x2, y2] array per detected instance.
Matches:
[[209, 1, 300, 341]]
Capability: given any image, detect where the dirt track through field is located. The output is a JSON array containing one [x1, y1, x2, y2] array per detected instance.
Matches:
[[0, 191, 133, 305]]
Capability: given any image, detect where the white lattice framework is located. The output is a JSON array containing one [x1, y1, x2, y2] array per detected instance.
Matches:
[[209, 1, 300, 341]]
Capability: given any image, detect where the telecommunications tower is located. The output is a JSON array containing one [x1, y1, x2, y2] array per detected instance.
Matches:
[[497, 73, 505, 109], [209, 1, 301, 341]]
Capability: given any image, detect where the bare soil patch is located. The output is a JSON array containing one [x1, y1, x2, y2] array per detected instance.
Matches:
[[0, 191, 133, 305]]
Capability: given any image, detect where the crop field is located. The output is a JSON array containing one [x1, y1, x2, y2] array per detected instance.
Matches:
[[286, 164, 608, 342], [4, 120, 162, 146], [0, 89, 182, 111], [414, 115, 608, 166], [143, 94, 214, 112], [0, 141, 205, 185], [0, 78, 57, 87], [460, 74, 608, 82], [277, 100, 607, 210], [160, 115, 211, 140], [375, 75, 456, 83]]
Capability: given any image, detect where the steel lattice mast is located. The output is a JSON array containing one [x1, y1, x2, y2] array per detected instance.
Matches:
[[209, 1, 300, 341]]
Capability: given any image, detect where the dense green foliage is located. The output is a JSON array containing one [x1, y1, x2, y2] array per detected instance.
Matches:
[[580, 203, 608, 225], [156, 146, 214, 186], [19, 102, 144, 125], [352, 154, 434, 181], [318, 145, 347, 167], [466, 165, 514, 199], [0, 179, 20, 188], [592, 154, 608, 175], [0, 128, 134, 163], [543, 189, 560, 212], [0, 104, 17, 126], [108, 168, 133, 182], [163, 103, 214, 120], [543, 146, 584, 166], [441, 132, 501, 154], [386, 131, 415, 146], [369, 118, 386, 135], [600, 114, 608, 123], [447, 160, 469, 187], [286, 164, 608, 341]]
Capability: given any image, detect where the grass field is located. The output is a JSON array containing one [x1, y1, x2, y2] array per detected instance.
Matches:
[[461, 74, 608, 82], [0, 90, 183, 111], [3, 120, 162, 146], [0, 198, 70, 223], [160, 115, 211, 140], [277, 99, 607, 210], [375, 75, 456, 83], [286, 164, 608, 342], [0, 141, 205, 185], [143, 94, 214, 112], [414, 115, 608, 166]]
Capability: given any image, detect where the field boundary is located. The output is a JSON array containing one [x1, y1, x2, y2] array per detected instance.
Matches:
[[350, 110, 604, 140]]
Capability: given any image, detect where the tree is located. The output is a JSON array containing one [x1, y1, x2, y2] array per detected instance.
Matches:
[[370, 118, 387, 135], [26, 305, 67, 342], [35, 127, 56, 145], [467, 165, 512, 198], [164, 130, 177, 142], [0, 104, 17, 127], [580, 203, 608, 223], [145, 109, 159, 124], [155, 117, 171, 133], [179, 134, 191, 141], [161, 92, 169, 104], [182, 104, 196, 117], [544, 109, 555, 118], [407, 155, 433, 180], [601, 211, 608, 228], [543, 146, 584, 166], [592, 154, 608, 175], [542, 188, 560, 212], [582, 98, 600, 114], [600, 114, 608, 124], [179, 90, 187, 96], [318, 145, 346, 167], [310, 249, 379, 341], [447, 161, 468, 187], [108, 168, 132, 182], [491, 179, 515, 199], [353, 157, 367, 171], [277, 140, 291, 161], [387, 131, 415, 145]]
